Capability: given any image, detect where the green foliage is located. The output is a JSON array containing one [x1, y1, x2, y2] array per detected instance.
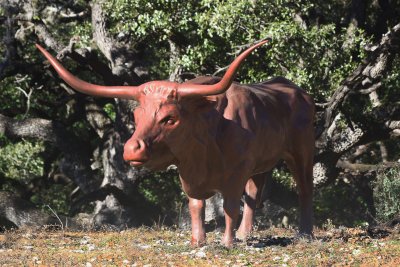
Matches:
[[0, 136, 72, 215], [272, 168, 295, 189], [70, 120, 94, 142], [373, 167, 400, 222], [70, 21, 92, 47], [0, 76, 62, 120], [105, 0, 200, 39], [138, 169, 186, 213], [0, 136, 45, 182], [103, 103, 116, 122], [103, 0, 368, 101], [382, 54, 400, 104], [314, 178, 371, 227], [30, 183, 74, 215]]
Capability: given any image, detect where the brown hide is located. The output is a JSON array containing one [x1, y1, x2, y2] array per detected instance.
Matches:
[[122, 75, 315, 246], [37, 41, 314, 247], [124, 76, 314, 199]]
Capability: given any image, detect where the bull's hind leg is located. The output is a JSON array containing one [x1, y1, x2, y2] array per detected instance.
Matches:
[[285, 150, 314, 236], [236, 173, 268, 240], [222, 195, 241, 247]]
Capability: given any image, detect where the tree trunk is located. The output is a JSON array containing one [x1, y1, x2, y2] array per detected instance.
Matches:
[[0, 0, 150, 229]]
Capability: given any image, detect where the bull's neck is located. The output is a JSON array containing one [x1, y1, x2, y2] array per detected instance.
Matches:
[[172, 113, 225, 186]]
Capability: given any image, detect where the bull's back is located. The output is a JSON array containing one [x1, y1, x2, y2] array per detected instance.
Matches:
[[225, 76, 314, 174], [187, 75, 314, 133], [186, 75, 314, 141], [248, 77, 314, 128], [186, 76, 314, 175]]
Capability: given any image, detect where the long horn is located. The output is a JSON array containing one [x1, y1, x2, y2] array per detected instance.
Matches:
[[36, 44, 140, 99], [177, 39, 269, 97]]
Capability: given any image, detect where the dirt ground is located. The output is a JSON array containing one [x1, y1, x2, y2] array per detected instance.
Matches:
[[0, 226, 399, 266]]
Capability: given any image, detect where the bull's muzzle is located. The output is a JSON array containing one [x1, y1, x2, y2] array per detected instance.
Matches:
[[123, 138, 149, 166]]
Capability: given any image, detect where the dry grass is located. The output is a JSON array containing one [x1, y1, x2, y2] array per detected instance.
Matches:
[[0, 226, 399, 266]]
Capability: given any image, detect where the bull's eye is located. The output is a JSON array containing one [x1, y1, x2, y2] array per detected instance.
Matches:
[[160, 116, 176, 126]]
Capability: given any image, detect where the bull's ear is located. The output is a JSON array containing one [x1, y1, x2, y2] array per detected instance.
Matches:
[[204, 95, 219, 102], [182, 95, 217, 113], [167, 88, 178, 101]]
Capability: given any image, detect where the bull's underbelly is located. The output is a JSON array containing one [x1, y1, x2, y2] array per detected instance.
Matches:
[[252, 157, 281, 175], [176, 123, 288, 199], [180, 180, 217, 199], [179, 153, 281, 199]]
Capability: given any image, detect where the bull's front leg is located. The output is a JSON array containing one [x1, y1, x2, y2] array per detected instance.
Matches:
[[222, 196, 241, 247], [188, 197, 206, 247]]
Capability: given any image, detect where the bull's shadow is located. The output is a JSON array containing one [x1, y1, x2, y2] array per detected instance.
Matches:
[[204, 220, 294, 248], [245, 235, 293, 248]]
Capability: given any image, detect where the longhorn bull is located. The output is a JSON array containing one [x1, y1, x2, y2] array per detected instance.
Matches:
[[37, 40, 315, 247]]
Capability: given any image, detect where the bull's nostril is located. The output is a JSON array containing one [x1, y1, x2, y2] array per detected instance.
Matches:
[[133, 140, 141, 150], [132, 139, 147, 153], [124, 138, 148, 162], [138, 140, 147, 150]]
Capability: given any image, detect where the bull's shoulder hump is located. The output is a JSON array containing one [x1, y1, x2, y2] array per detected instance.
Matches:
[[184, 76, 222, 85], [261, 76, 294, 85], [251, 76, 299, 89], [247, 77, 310, 97]]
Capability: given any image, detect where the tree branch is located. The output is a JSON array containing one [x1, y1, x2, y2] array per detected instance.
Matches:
[[0, 114, 58, 142], [322, 23, 400, 132], [337, 160, 400, 172], [168, 39, 183, 82], [0, 114, 96, 192], [91, 0, 142, 84], [0, 2, 17, 80], [314, 23, 400, 185]]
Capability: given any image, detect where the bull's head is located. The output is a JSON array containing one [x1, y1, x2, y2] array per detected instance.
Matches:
[[36, 40, 268, 170]]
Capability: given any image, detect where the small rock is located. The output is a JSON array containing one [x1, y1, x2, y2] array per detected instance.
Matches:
[[156, 239, 165, 245], [283, 254, 290, 262], [199, 245, 208, 251], [137, 244, 151, 250], [352, 249, 362, 256], [273, 256, 281, 261], [80, 236, 90, 245], [71, 249, 85, 253], [195, 251, 206, 258]]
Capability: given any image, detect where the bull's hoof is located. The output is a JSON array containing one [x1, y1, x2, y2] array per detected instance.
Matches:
[[221, 236, 241, 248], [221, 240, 234, 248], [235, 230, 251, 241], [191, 237, 206, 247]]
